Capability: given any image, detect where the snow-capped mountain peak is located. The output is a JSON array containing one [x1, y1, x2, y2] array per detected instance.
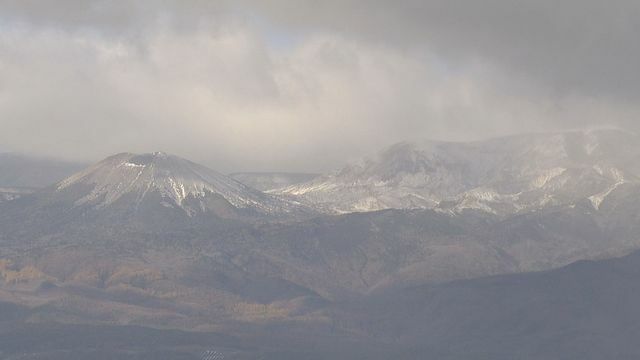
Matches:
[[55, 152, 301, 217], [274, 129, 640, 215]]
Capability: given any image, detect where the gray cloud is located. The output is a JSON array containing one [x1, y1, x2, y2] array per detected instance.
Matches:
[[0, 1, 639, 172], [255, 0, 640, 98]]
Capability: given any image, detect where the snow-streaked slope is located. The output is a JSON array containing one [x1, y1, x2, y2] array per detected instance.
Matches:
[[275, 129, 640, 215], [55, 152, 305, 217]]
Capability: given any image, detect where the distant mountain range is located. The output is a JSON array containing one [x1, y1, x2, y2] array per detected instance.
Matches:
[[2, 129, 640, 358], [0, 153, 84, 203], [275, 129, 640, 215], [0, 152, 84, 189]]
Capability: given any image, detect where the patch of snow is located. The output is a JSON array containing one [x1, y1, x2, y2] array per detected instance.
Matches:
[[122, 162, 146, 168], [530, 167, 566, 189], [351, 197, 385, 212], [589, 180, 625, 210]]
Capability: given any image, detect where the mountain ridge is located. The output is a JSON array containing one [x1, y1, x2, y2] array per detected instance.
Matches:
[[0, 152, 84, 189], [0, 152, 313, 242], [274, 129, 640, 215], [2, 130, 640, 359]]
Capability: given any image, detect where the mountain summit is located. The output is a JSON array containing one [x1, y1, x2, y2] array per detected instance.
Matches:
[[58, 152, 265, 213], [4, 152, 305, 226], [275, 129, 640, 214]]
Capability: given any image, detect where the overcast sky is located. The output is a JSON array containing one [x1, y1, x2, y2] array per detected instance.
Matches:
[[1, 0, 639, 172]]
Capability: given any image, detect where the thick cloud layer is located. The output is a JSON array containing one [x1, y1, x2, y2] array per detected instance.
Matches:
[[0, 1, 638, 172]]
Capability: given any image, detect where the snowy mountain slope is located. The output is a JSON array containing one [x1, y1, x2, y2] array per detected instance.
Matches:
[[8, 152, 308, 223], [5, 136, 640, 341], [274, 129, 640, 215]]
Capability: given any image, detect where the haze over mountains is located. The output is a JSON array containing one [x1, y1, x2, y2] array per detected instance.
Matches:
[[0, 153, 84, 203], [4, 0, 639, 357], [275, 129, 640, 215], [0, 153, 84, 189], [229, 172, 319, 192], [2, 129, 640, 358]]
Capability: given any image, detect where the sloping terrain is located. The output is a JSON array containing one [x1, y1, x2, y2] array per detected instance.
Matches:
[[2, 131, 640, 358], [4, 244, 640, 359], [276, 129, 640, 215], [2, 139, 640, 311], [230, 172, 319, 192], [335, 250, 640, 360], [0, 152, 312, 241], [53, 152, 305, 218]]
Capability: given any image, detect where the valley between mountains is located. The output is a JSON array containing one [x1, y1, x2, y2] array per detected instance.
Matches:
[[2, 129, 640, 359]]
